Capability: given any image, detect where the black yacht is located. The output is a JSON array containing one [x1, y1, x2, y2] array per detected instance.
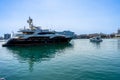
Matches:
[[2, 17, 72, 47]]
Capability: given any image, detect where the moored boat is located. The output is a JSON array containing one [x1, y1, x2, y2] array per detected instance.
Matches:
[[90, 36, 103, 42], [2, 17, 72, 47]]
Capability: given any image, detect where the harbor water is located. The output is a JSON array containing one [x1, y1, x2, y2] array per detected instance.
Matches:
[[0, 39, 120, 80]]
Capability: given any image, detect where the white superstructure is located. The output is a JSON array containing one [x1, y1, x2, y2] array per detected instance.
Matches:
[[13, 17, 70, 39]]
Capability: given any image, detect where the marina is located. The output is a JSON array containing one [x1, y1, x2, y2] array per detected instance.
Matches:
[[0, 0, 120, 80], [0, 39, 120, 80]]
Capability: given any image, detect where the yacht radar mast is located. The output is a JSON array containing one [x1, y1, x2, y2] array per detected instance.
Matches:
[[27, 17, 34, 30]]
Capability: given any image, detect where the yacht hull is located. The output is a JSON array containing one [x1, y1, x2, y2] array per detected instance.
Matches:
[[2, 37, 72, 47]]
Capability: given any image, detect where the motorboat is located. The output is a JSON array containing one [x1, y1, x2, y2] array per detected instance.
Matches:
[[90, 36, 103, 42]]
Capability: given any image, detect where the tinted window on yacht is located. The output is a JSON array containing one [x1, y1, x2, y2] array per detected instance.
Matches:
[[23, 32, 34, 34], [38, 32, 55, 35]]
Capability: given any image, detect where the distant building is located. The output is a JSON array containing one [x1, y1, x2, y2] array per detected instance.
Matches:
[[76, 33, 113, 39], [118, 29, 120, 34], [4, 34, 11, 39], [88, 33, 100, 38], [115, 29, 120, 37], [0, 36, 4, 40]]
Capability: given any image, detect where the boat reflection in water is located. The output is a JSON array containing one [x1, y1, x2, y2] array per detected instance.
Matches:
[[90, 41, 101, 49], [117, 39, 120, 49], [5, 43, 73, 71]]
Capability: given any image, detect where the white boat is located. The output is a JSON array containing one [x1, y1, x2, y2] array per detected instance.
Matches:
[[90, 36, 103, 42]]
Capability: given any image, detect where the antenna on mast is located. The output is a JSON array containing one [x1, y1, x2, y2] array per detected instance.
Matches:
[[27, 16, 34, 30]]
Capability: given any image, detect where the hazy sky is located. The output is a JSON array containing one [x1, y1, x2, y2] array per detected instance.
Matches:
[[0, 0, 120, 35]]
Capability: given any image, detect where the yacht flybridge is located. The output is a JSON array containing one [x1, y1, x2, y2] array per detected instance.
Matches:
[[2, 17, 72, 46]]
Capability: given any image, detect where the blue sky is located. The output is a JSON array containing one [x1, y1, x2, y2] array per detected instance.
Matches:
[[0, 0, 120, 35]]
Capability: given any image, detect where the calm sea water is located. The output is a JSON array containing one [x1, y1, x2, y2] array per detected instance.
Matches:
[[0, 39, 120, 80]]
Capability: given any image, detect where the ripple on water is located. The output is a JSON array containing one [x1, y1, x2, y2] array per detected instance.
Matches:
[[0, 39, 120, 80]]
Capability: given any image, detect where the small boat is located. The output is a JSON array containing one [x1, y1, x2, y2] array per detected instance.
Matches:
[[90, 36, 102, 42]]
